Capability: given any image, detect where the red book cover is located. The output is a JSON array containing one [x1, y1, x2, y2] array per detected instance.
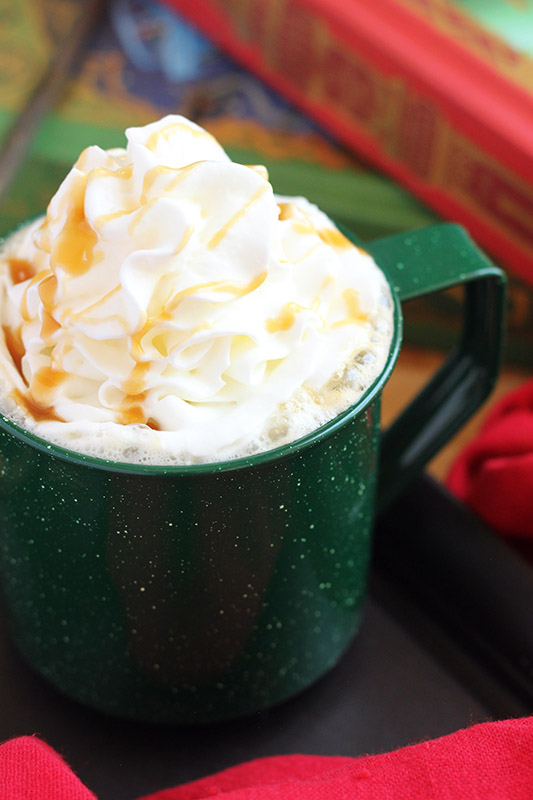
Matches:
[[163, 0, 533, 287]]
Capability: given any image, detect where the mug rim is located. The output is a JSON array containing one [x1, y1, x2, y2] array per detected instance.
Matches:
[[0, 222, 403, 476]]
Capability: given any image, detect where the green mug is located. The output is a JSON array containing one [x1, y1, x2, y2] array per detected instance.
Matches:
[[0, 223, 505, 723]]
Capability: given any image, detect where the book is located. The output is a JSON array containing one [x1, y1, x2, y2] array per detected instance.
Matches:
[[163, 0, 533, 289]]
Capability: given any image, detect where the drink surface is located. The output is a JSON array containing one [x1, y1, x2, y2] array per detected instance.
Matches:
[[0, 116, 393, 465]]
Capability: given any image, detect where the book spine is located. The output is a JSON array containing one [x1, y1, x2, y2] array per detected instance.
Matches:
[[396, 0, 533, 96], [164, 0, 533, 287]]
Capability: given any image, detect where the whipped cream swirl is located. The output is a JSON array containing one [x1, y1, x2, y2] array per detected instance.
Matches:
[[0, 115, 392, 462]]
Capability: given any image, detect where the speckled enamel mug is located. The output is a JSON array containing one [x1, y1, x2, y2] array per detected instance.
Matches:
[[0, 223, 505, 723]]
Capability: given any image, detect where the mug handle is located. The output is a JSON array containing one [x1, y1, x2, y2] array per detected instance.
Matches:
[[365, 223, 507, 512]]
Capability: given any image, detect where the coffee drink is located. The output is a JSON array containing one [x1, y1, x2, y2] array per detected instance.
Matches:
[[0, 115, 393, 464]]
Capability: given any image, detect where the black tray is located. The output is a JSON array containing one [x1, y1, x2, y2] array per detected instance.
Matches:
[[0, 475, 531, 800]]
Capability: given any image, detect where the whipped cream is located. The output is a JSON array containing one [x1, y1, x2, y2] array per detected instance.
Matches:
[[0, 115, 393, 464]]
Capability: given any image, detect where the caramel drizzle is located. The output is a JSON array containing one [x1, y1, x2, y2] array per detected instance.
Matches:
[[165, 270, 266, 315], [331, 289, 368, 328], [37, 218, 52, 254], [121, 361, 150, 395], [40, 311, 60, 342], [50, 204, 100, 278], [36, 274, 60, 345], [93, 162, 202, 228], [119, 394, 147, 426], [128, 226, 197, 359], [130, 270, 266, 360], [128, 197, 159, 235], [91, 165, 133, 181], [29, 365, 67, 404], [118, 364, 159, 427], [266, 302, 303, 333], [118, 396, 160, 428], [145, 122, 216, 152], [8, 259, 34, 284], [267, 284, 367, 334], [48, 167, 133, 278], [94, 208, 130, 227], [12, 389, 64, 423], [20, 269, 50, 321], [246, 164, 269, 181], [141, 165, 175, 204], [130, 314, 173, 360], [37, 274, 58, 310], [141, 161, 202, 205], [8, 365, 68, 424], [2, 325, 25, 376], [278, 202, 298, 220], [278, 202, 362, 254], [150, 332, 169, 358], [89, 167, 134, 226], [64, 286, 130, 334], [67, 285, 121, 321], [3, 316, 65, 422], [207, 185, 268, 250], [317, 227, 353, 251], [292, 242, 322, 265], [172, 223, 194, 256]]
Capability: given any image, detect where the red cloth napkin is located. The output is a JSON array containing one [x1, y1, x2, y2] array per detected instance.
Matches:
[[448, 379, 533, 540], [3, 717, 533, 799], [0, 736, 96, 799]]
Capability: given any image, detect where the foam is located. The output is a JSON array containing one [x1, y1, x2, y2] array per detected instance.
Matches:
[[0, 279, 393, 466]]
